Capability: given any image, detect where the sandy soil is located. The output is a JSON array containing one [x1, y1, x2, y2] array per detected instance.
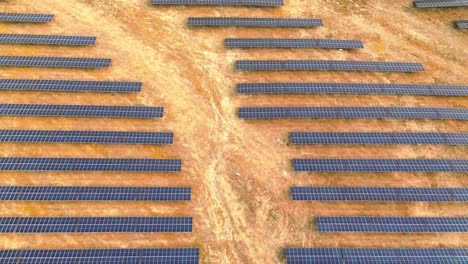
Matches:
[[0, 0, 467, 263]]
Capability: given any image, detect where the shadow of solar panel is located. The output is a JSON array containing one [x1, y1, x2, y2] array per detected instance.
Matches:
[[0, 79, 142, 92], [151, 0, 284, 6], [0, 13, 54, 23], [291, 186, 465, 202], [0, 104, 163, 118], [0, 56, 111, 68], [316, 216, 468, 232], [238, 107, 468, 120], [0, 217, 192, 233], [0, 158, 182, 172], [235, 60, 425, 72], [0, 130, 174, 144], [456, 20, 468, 28], [414, 0, 468, 8], [188, 17, 323, 27], [0, 186, 191, 201], [292, 159, 468, 172], [225, 39, 363, 49], [0, 34, 96, 46], [289, 132, 468, 145], [0, 248, 200, 264], [237, 83, 468, 96]]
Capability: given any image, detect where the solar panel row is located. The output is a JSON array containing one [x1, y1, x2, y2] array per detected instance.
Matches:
[[235, 60, 425, 72], [285, 248, 468, 264], [0, 186, 191, 201], [293, 159, 468, 172], [0, 79, 142, 92], [0, 158, 182, 172], [289, 132, 468, 145], [316, 216, 468, 232], [188, 17, 323, 27], [0, 248, 200, 264], [0, 34, 96, 46], [291, 186, 468, 202], [237, 82, 468, 96], [151, 0, 284, 6], [0, 56, 111, 68], [238, 107, 468, 120], [0, 104, 163, 118], [0, 13, 54, 23], [0, 217, 192, 233], [456, 20, 468, 28], [225, 39, 363, 49], [0, 130, 174, 144], [414, 0, 468, 8]]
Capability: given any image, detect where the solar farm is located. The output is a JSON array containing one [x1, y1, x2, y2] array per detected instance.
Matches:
[[0, 0, 467, 263]]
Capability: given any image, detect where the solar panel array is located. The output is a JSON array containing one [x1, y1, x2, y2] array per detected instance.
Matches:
[[225, 39, 363, 49], [0, 130, 174, 144], [289, 132, 468, 145], [237, 82, 468, 96], [456, 20, 468, 28], [0, 34, 96, 46], [0, 79, 142, 92], [0, 217, 192, 233], [292, 159, 468, 172], [0, 158, 182, 172], [285, 248, 468, 264], [291, 187, 468, 202], [414, 0, 468, 8], [235, 60, 425, 72], [0, 56, 111, 68], [151, 0, 284, 6], [238, 107, 468, 120], [188, 17, 323, 27], [316, 216, 468, 232], [0, 104, 164, 118], [0, 13, 54, 23], [0, 186, 191, 201], [0, 248, 200, 264]]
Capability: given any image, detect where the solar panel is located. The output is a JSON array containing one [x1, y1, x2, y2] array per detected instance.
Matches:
[[237, 82, 468, 96], [151, 0, 284, 6], [0, 13, 54, 23], [0, 158, 182, 172], [188, 17, 323, 27], [0, 104, 163, 118], [292, 159, 468, 172], [0, 56, 111, 68], [0, 79, 142, 92], [235, 60, 425, 72], [0, 248, 200, 264], [316, 216, 468, 232], [414, 0, 468, 8], [289, 132, 468, 145], [238, 107, 468, 120], [0, 34, 96, 46], [285, 248, 468, 264], [291, 187, 467, 202], [0, 130, 174, 144], [225, 39, 363, 49], [456, 20, 468, 28], [0, 186, 191, 201], [0, 217, 192, 233]]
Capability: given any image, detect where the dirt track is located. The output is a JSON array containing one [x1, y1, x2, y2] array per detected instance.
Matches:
[[0, 0, 467, 263]]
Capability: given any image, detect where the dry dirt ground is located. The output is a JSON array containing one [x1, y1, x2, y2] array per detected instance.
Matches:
[[0, 0, 467, 263]]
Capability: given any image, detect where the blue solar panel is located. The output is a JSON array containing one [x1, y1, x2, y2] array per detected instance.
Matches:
[[0, 34, 96, 46], [225, 39, 363, 49], [292, 159, 468, 172], [0, 186, 191, 201], [0, 130, 174, 144], [237, 82, 468, 96], [0, 248, 200, 264], [289, 132, 468, 145], [0, 13, 54, 23], [316, 216, 468, 232], [188, 17, 323, 27], [0, 79, 142, 92], [456, 20, 468, 28], [0, 158, 182, 172], [0, 217, 192, 233], [151, 0, 284, 6], [0, 56, 111, 68], [414, 0, 468, 8], [291, 187, 467, 202], [0, 104, 163, 118]]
